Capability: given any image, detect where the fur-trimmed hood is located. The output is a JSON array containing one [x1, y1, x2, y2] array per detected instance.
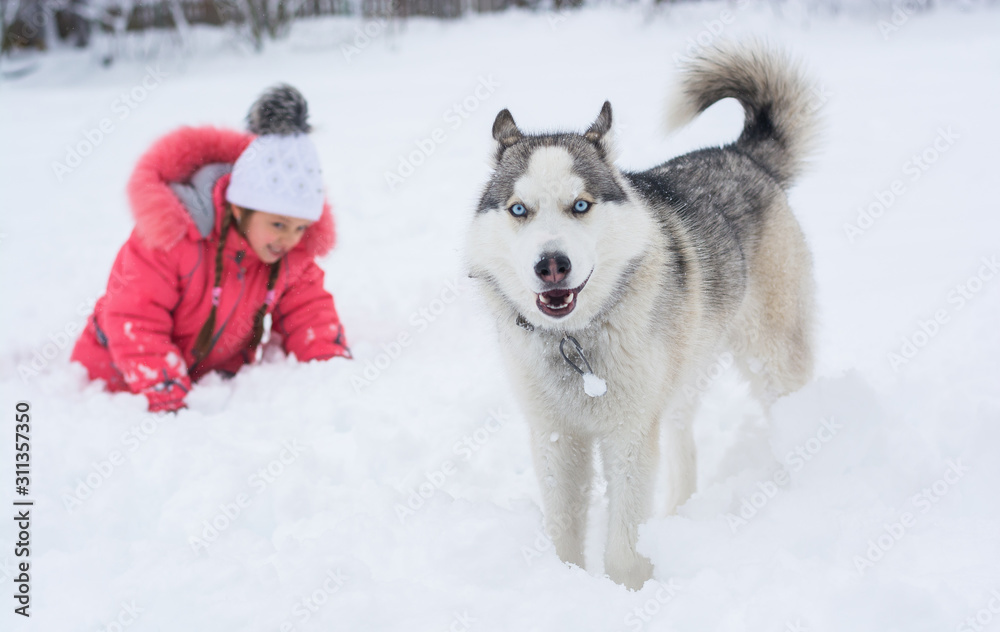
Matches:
[[126, 126, 336, 257]]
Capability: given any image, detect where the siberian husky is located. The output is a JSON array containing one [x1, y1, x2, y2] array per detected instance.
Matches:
[[465, 42, 818, 589]]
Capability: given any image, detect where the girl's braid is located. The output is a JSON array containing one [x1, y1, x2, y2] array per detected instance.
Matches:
[[191, 205, 233, 360], [248, 261, 280, 352]]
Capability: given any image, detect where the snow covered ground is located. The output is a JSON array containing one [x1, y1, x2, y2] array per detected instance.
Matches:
[[1, 2, 999, 630]]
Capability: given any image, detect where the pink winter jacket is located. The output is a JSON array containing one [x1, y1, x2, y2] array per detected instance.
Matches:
[[71, 126, 350, 408]]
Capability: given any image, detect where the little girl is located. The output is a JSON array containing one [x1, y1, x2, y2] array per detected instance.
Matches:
[[71, 85, 351, 412]]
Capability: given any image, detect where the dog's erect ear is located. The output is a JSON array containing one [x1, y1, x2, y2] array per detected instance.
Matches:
[[584, 101, 613, 142], [492, 109, 522, 149], [584, 101, 615, 160]]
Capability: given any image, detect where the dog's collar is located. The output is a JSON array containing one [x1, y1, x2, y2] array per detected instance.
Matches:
[[515, 314, 535, 332], [512, 312, 606, 396]]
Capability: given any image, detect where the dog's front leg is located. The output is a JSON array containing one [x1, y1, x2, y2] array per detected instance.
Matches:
[[529, 425, 593, 569], [600, 420, 659, 590], [663, 399, 698, 514]]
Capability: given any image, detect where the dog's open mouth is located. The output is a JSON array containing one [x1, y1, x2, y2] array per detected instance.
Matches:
[[536, 273, 591, 318]]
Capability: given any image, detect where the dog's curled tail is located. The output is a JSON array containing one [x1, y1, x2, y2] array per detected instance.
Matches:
[[667, 40, 819, 188]]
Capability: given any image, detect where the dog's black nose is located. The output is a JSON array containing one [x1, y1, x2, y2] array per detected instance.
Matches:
[[535, 253, 572, 284]]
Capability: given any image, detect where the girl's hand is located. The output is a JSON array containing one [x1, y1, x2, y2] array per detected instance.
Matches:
[[143, 378, 190, 413]]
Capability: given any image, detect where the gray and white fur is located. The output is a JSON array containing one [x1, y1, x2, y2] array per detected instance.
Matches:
[[465, 41, 817, 590], [246, 83, 312, 136]]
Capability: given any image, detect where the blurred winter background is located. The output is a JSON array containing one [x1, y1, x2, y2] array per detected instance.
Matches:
[[1, 0, 999, 630]]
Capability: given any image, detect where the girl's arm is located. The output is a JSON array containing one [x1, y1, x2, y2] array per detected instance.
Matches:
[[272, 260, 351, 362], [100, 231, 192, 411]]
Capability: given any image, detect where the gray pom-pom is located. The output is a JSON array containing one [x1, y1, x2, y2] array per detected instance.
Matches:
[[246, 84, 311, 135]]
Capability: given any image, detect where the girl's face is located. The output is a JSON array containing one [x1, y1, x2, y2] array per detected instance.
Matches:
[[232, 205, 313, 264]]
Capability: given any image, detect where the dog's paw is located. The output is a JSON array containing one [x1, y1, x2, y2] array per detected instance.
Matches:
[[555, 546, 586, 570], [605, 552, 653, 591]]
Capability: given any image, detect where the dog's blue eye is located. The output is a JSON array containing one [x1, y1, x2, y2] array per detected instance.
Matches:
[[509, 203, 527, 217], [573, 200, 591, 213]]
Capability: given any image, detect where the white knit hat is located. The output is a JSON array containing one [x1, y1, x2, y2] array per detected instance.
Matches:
[[225, 85, 325, 222], [226, 134, 325, 221]]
